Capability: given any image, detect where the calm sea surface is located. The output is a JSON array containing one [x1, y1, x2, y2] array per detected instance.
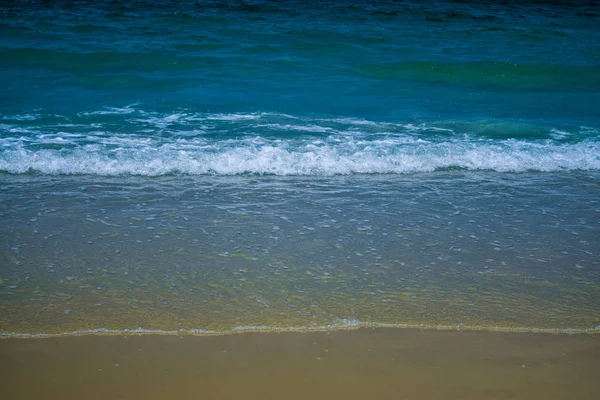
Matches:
[[1, 0, 599, 336]]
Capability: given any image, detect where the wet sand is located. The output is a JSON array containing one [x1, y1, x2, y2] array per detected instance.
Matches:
[[1, 329, 599, 400]]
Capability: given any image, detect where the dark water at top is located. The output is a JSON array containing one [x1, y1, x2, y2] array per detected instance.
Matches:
[[1, 0, 599, 336]]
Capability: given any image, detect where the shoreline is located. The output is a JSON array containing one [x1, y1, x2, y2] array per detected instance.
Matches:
[[2, 327, 599, 400], [2, 320, 599, 339]]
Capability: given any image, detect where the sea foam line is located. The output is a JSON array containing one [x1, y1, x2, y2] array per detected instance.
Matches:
[[1, 139, 599, 175], [2, 320, 599, 339]]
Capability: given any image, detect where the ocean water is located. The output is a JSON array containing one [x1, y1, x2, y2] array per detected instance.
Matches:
[[1, 0, 599, 336]]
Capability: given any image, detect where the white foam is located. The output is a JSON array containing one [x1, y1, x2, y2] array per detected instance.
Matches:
[[78, 105, 137, 116], [253, 123, 335, 133], [2, 113, 39, 121], [203, 112, 265, 121], [1, 109, 599, 176], [321, 117, 394, 127], [550, 128, 572, 140], [133, 113, 190, 129], [1, 319, 598, 339], [1, 136, 598, 176]]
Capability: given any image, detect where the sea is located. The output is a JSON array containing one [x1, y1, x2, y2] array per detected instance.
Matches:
[[1, 0, 599, 337]]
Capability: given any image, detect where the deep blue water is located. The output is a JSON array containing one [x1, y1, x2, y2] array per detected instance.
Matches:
[[1, 0, 599, 335], [1, 0, 599, 175]]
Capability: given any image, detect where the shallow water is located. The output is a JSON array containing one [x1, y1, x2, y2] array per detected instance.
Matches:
[[1, 0, 600, 336], [1, 172, 599, 335]]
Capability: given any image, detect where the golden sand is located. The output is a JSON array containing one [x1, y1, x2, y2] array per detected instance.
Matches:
[[1, 328, 599, 400]]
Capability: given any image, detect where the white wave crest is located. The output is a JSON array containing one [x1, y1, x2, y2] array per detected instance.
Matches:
[[0, 137, 598, 176]]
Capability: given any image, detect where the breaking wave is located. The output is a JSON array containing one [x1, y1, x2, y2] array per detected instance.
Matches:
[[1, 110, 598, 176]]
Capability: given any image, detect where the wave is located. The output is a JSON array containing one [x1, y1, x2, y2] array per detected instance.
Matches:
[[1, 109, 598, 176], [1, 136, 598, 176], [2, 320, 599, 339]]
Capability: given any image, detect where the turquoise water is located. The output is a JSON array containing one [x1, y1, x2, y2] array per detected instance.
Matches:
[[1, 0, 599, 336]]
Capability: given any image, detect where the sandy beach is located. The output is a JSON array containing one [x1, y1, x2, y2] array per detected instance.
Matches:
[[2, 328, 599, 400], [2, 1, 600, 399]]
